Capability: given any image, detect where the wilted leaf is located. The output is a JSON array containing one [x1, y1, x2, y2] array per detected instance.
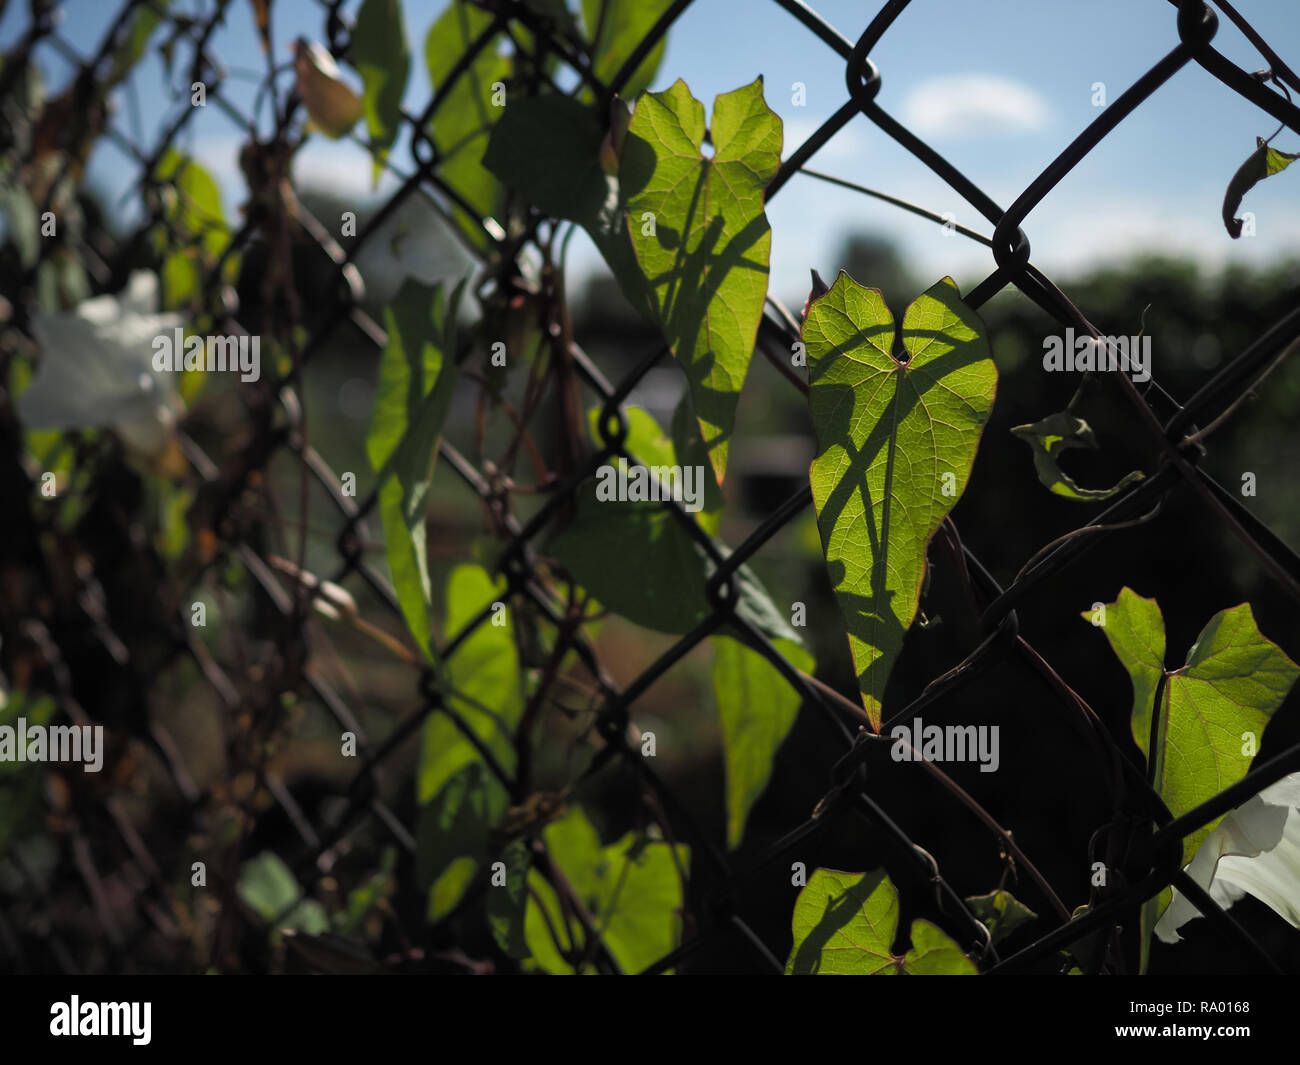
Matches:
[[294, 39, 363, 139], [1222, 136, 1299, 238], [1011, 410, 1143, 501]]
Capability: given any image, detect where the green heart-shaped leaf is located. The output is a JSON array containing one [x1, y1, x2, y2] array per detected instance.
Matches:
[[1091, 588, 1299, 858], [1090, 587, 1299, 969], [524, 808, 687, 974], [805, 273, 997, 729], [787, 869, 977, 974], [621, 77, 782, 484], [548, 491, 798, 643]]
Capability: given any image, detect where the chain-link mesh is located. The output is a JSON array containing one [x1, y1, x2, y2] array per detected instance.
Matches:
[[2, 0, 1299, 975]]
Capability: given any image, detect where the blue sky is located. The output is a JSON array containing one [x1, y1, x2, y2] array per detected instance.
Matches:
[[6, 0, 1299, 306]]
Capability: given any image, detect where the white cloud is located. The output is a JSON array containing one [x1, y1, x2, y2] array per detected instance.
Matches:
[[1022, 193, 1300, 276], [779, 117, 872, 163], [900, 74, 1050, 139], [351, 192, 470, 304]]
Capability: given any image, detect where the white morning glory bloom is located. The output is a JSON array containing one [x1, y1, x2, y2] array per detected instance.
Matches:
[[352, 193, 469, 304], [18, 271, 185, 458], [1155, 772, 1300, 943]]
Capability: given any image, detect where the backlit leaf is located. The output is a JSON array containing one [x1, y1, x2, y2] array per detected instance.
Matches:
[[525, 808, 687, 974], [581, 402, 720, 533], [1091, 588, 1299, 858], [418, 564, 521, 807], [365, 279, 464, 661], [581, 0, 674, 101], [416, 564, 523, 922], [805, 273, 996, 729], [427, 0, 510, 245], [713, 636, 814, 849], [621, 77, 782, 484], [352, 0, 410, 180], [787, 869, 977, 974], [1091, 588, 1299, 971]]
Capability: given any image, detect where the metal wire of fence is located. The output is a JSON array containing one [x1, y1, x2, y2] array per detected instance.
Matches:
[[3, 0, 1300, 975]]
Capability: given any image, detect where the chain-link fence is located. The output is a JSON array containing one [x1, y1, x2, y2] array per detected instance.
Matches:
[[2, 0, 1299, 975]]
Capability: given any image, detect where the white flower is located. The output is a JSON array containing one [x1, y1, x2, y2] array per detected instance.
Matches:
[[1155, 772, 1300, 942], [268, 555, 358, 622], [352, 193, 467, 304], [17, 271, 185, 458]]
